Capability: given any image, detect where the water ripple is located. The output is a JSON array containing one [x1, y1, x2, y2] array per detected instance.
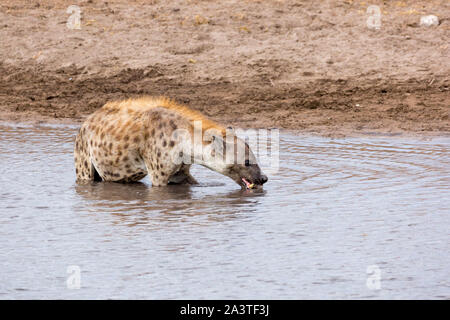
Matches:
[[0, 123, 449, 299]]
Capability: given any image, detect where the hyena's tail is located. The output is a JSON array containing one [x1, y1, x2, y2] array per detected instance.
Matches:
[[74, 127, 101, 183]]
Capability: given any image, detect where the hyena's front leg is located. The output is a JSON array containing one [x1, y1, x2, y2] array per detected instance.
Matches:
[[143, 148, 196, 186], [143, 157, 172, 186], [168, 165, 198, 185]]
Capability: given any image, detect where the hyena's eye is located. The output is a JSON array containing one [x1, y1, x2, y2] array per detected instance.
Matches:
[[245, 159, 250, 167]]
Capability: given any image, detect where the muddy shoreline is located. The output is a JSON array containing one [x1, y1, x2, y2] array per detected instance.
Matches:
[[0, 0, 449, 136]]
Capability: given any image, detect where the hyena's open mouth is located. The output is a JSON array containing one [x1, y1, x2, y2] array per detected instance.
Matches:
[[242, 177, 255, 189], [240, 175, 268, 190]]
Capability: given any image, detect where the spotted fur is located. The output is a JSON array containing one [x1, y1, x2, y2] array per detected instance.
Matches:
[[74, 96, 268, 188]]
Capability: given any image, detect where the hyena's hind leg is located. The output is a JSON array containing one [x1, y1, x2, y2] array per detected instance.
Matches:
[[74, 128, 102, 183]]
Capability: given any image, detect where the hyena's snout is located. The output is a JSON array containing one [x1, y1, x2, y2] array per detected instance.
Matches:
[[258, 174, 268, 185], [240, 170, 268, 189]]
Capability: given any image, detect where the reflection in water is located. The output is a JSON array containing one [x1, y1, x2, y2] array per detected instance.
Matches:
[[0, 122, 449, 299], [74, 181, 265, 227]]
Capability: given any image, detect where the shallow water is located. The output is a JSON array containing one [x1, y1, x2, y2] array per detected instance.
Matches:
[[0, 122, 448, 299]]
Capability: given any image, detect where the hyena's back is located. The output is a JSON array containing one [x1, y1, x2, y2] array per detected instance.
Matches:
[[74, 96, 223, 183]]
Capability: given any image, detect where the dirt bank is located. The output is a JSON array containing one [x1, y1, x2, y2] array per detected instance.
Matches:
[[0, 0, 449, 136]]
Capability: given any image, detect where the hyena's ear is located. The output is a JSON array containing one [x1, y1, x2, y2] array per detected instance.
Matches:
[[204, 128, 226, 155], [226, 126, 236, 136], [206, 131, 225, 157], [211, 133, 224, 151]]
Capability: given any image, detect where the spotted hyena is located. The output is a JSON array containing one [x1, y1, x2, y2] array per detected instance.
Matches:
[[74, 96, 268, 189]]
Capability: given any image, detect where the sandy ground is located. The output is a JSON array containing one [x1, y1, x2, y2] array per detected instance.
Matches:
[[0, 0, 449, 136]]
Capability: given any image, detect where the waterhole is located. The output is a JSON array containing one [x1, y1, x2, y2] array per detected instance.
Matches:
[[0, 123, 448, 299]]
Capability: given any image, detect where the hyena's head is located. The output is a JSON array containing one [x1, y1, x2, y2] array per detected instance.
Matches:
[[202, 129, 268, 190]]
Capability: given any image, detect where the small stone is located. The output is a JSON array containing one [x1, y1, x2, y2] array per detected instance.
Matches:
[[420, 15, 439, 27]]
